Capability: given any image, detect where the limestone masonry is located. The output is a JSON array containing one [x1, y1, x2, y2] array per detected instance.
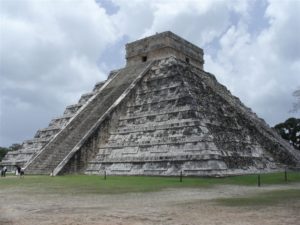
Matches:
[[2, 31, 300, 176]]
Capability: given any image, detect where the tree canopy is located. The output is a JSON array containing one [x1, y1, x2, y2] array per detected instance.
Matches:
[[0, 143, 22, 162], [274, 118, 300, 150], [0, 147, 9, 162]]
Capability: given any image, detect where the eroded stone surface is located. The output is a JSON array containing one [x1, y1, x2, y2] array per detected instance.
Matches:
[[82, 57, 299, 176], [2, 31, 299, 176]]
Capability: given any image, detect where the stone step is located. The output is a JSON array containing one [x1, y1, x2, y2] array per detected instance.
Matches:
[[63, 103, 84, 115], [93, 81, 105, 92], [96, 148, 222, 158], [49, 114, 73, 127], [143, 70, 177, 82], [12, 148, 39, 154], [34, 126, 61, 138], [36, 126, 61, 132], [100, 137, 215, 149], [117, 118, 202, 130], [90, 154, 223, 163], [119, 106, 193, 120], [126, 94, 190, 108], [78, 92, 96, 104], [24, 137, 52, 145], [136, 83, 181, 95], [112, 121, 204, 135]]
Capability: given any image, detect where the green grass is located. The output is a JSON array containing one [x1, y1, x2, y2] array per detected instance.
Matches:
[[209, 171, 300, 186], [217, 189, 300, 207], [0, 172, 299, 195]]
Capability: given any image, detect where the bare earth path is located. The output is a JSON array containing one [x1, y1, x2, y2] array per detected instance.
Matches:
[[0, 182, 299, 225]]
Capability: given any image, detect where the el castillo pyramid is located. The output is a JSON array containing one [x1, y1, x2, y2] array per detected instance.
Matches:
[[2, 31, 300, 176]]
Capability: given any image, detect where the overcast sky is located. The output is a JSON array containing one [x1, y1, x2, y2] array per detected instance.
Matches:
[[0, 0, 299, 147]]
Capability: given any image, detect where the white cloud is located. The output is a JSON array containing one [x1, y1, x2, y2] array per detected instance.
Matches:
[[205, 0, 300, 125], [1, 0, 300, 147], [0, 0, 119, 145], [111, 0, 255, 46], [110, 0, 156, 38]]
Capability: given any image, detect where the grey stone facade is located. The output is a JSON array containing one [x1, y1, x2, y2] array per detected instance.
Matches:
[[2, 31, 299, 176], [126, 31, 204, 70]]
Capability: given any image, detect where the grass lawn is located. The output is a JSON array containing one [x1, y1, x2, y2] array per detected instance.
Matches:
[[0, 171, 300, 195]]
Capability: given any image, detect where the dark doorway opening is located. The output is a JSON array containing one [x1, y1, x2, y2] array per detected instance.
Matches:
[[142, 56, 147, 62]]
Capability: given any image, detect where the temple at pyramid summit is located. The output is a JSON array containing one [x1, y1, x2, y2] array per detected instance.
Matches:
[[2, 31, 300, 176]]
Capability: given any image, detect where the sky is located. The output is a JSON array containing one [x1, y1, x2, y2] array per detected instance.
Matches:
[[0, 0, 300, 147]]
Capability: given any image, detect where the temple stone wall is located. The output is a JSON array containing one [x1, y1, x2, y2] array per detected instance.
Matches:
[[126, 31, 204, 70]]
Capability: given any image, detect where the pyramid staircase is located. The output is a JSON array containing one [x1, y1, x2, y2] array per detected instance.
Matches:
[[24, 61, 153, 175]]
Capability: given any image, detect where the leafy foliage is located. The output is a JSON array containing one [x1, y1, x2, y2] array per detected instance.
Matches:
[[274, 118, 300, 150], [9, 143, 22, 151], [0, 147, 9, 161], [0, 143, 22, 162]]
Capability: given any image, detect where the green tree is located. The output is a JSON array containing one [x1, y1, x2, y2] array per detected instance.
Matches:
[[0, 147, 9, 162], [0, 143, 22, 162], [9, 143, 22, 151], [274, 118, 300, 150]]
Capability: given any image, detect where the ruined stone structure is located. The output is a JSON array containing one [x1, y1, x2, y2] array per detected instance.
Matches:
[[2, 31, 300, 176]]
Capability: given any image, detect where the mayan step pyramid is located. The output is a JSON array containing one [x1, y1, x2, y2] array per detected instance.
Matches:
[[2, 31, 300, 176]]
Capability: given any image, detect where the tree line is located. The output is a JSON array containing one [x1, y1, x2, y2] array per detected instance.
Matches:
[[0, 144, 22, 161]]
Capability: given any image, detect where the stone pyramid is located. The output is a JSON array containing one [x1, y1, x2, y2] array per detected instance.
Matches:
[[2, 31, 299, 176]]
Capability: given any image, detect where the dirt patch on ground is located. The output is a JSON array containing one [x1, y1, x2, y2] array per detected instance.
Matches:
[[0, 183, 299, 225]]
